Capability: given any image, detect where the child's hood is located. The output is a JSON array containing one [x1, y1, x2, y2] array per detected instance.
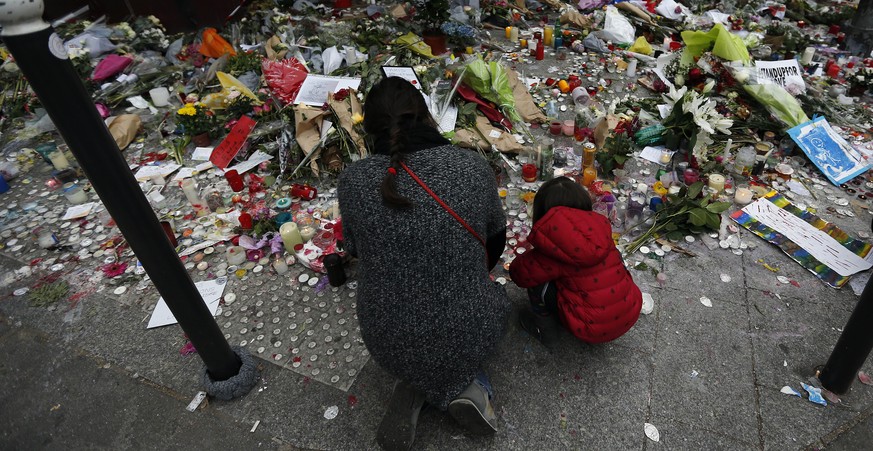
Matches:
[[527, 206, 615, 266]]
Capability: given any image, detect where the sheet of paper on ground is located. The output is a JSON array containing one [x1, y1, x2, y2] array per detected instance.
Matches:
[[731, 191, 872, 288], [147, 278, 228, 328]]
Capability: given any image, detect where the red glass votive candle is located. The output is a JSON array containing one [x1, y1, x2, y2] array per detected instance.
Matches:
[[669, 41, 682, 51], [829, 24, 840, 35], [549, 121, 562, 135], [522, 164, 538, 183], [225, 170, 244, 192], [239, 212, 253, 230], [683, 168, 700, 185]]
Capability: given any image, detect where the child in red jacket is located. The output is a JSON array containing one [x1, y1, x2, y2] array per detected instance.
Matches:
[[509, 177, 642, 347]]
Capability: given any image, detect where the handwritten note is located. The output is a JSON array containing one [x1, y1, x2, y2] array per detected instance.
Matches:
[[191, 147, 214, 161], [62, 202, 96, 220], [147, 278, 228, 328], [210, 116, 257, 169], [294, 74, 361, 106], [172, 167, 196, 181], [225, 150, 273, 174], [134, 163, 181, 181], [381, 66, 422, 89], [742, 198, 872, 276]]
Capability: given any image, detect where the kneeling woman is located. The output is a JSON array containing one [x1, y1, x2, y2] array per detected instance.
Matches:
[[338, 77, 510, 450]]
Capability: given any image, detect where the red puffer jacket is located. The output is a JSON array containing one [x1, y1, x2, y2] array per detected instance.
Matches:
[[509, 206, 642, 343]]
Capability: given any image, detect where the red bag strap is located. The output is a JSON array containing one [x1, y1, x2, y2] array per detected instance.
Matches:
[[399, 161, 488, 259]]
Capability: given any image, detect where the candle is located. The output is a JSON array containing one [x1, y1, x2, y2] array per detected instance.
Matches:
[[180, 179, 202, 206], [272, 255, 288, 274], [544, 25, 554, 46], [49, 149, 70, 170], [827, 64, 840, 78], [226, 246, 247, 266], [62, 182, 88, 204], [659, 149, 672, 165], [279, 221, 303, 252], [148, 87, 171, 107], [238, 212, 253, 230], [626, 59, 638, 77], [536, 40, 544, 60], [225, 169, 244, 192], [522, 164, 538, 183], [37, 229, 58, 249], [519, 39, 527, 49], [800, 47, 815, 65], [505, 26, 512, 39], [562, 120, 575, 136], [708, 174, 725, 192], [528, 38, 537, 53], [510, 27, 519, 42], [299, 224, 317, 242], [735, 187, 753, 205], [549, 121, 562, 135], [683, 168, 700, 185], [582, 166, 597, 187], [554, 36, 563, 50]]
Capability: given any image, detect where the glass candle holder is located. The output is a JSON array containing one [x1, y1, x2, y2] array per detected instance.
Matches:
[[562, 120, 575, 136], [683, 168, 700, 185], [549, 121, 562, 135]]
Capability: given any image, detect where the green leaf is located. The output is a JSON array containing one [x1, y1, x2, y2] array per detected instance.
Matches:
[[705, 212, 721, 230], [665, 223, 678, 232], [700, 197, 710, 207], [689, 208, 708, 227], [706, 202, 732, 214], [687, 181, 705, 199], [667, 231, 684, 241]]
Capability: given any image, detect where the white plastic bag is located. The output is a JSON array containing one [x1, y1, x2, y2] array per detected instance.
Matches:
[[598, 6, 635, 45]]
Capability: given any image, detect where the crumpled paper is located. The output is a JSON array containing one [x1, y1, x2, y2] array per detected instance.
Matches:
[[394, 32, 436, 59], [294, 105, 329, 174], [454, 115, 524, 153], [327, 88, 367, 157], [506, 69, 548, 124], [108, 114, 142, 150], [629, 37, 654, 56], [681, 24, 751, 65], [201, 72, 262, 109]]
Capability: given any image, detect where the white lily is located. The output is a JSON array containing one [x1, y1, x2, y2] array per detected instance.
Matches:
[[661, 85, 688, 107], [702, 79, 716, 94]]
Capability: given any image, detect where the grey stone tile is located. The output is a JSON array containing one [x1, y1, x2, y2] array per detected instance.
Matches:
[[650, 293, 759, 441], [641, 419, 759, 450]]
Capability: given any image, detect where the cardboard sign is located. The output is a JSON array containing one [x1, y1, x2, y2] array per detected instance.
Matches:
[[788, 117, 868, 185], [756, 60, 805, 89], [210, 115, 257, 169]]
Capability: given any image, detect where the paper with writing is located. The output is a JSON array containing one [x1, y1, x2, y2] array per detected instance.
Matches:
[[225, 150, 273, 174], [147, 278, 228, 328], [294, 74, 362, 106], [62, 202, 96, 220], [210, 115, 257, 169]]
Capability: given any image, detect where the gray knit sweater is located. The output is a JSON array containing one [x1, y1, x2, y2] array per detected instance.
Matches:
[[338, 144, 510, 409]]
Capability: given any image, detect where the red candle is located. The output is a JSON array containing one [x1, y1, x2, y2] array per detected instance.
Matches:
[[669, 41, 682, 51], [522, 164, 538, 183], [827, 64, 840, 78], [683, 168, 700, 185], [536, 40, 545, 60], [225, 169, 244, 192], [828, 24, 840, 35], [549, 121, 562, 135], [239, 212, 253, 230]]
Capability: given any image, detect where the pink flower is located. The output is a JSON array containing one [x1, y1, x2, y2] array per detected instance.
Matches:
[[101, 262, 128, 278]]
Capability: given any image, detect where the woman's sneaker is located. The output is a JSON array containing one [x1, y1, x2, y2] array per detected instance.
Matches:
[[376, 380, 427, 450], [448, 380, 498, 435], [519, 309, 560, 350]]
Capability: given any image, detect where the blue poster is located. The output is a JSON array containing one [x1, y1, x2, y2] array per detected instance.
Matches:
[[788, 117, 869, 185]]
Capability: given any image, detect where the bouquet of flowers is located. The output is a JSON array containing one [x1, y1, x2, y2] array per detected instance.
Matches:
[[847, 67, 873, 95], [660, 85, 733, 162], [175, 103, 217, 137], [440, 21, 478, 46], [129, 16, 170, 51]]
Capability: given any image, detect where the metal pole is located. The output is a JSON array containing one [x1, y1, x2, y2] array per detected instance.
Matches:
[[819, 215, 873, 394], [0, 2, 241, 381], [819, 278, 873, 394]]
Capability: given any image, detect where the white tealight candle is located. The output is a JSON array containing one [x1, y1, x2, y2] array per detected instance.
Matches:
[[708, 174, 725, 192], [735, 187, 753, 205]]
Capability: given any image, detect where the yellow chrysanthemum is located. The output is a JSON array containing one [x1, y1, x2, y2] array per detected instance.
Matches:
[[351, 113, 364, 125]]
